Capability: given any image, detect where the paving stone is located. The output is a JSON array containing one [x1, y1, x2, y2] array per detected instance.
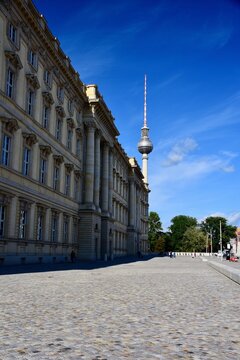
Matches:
[[0, 257, 239, 359]]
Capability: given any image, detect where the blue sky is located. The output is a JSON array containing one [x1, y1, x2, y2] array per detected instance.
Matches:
[[34, 0, 240, 230]]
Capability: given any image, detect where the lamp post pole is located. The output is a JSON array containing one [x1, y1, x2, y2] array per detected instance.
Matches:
[[220, 220, 223, 261], [210, 229, 213, 256]]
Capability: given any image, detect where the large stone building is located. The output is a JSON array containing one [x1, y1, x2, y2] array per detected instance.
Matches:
[[0, 0, 151, 265]]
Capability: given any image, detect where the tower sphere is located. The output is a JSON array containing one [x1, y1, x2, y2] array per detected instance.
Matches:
[[138, 132, 153, 154]]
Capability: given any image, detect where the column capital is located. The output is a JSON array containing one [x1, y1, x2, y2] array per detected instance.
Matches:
[[84, 119, 96, 129]]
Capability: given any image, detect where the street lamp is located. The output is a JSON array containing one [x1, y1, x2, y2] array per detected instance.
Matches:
[[219, 220, 223, 261]]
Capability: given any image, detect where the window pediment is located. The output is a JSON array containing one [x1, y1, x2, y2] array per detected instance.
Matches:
[[42, 91, 54, 105], [26, 73, 40, 89], [22, 132, 38, 146], [5, 50, 23, 69], [56, 105, 66, 118]]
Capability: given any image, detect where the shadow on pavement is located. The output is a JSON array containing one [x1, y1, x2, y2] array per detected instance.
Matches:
[[0, 255, 155, 276]]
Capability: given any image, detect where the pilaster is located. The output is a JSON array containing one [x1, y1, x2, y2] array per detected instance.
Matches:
[[94, 130, 101, 209]]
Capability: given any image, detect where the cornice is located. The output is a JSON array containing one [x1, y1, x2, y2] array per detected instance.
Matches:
[[12, 0, 87, 105]]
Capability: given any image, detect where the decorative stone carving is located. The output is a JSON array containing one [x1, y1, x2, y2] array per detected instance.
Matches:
[[67, 118, 75, 129], [20, 22, 31, 37], [74, 169, 81, 178], [53, 154, 64, 165], [0, 193, 12, 205], [65, 163, 74, 172], [5, 51, 23, 69], [42, 91, 54, 105], [1, 0, 10, 10], [75, 127, 82, 136], [84, 119, 96, 129], [26, 73, 40, 89], [56, 105, 66, 118], [39, 145, 52, 157], [22, 132, 38, 146], [1, 117, 19, 133]]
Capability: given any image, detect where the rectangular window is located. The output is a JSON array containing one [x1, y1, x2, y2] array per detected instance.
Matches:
[[6, 68, 14, 98], [19, 209, 27, 239], [65, 174, 70, 196], [63, 219, 68, 243], [37, 214, 43, 241], [44, 70, 51, 86], [9, 23, 17, 43], [43, 106, 49, 129], [51, 216, 58, 242], [67, 129, 72, 150], [1, 134, 11, 166], [29, 50, 37, 68], [39, 158, 47, 184], [56, 118, 62, 141], [53, 166, 59, 191], [0, 205, 5, 237], [68, 99, 73, 113], [27, 89, 34, 116], [23, 147, 30, 176], [57, 87, 64, 102]]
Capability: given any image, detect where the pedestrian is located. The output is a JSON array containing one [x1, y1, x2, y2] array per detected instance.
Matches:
[[70, 250, 76, 263]]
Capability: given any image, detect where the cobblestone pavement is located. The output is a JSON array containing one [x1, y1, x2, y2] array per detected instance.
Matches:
[[0, 257, 239, 360]]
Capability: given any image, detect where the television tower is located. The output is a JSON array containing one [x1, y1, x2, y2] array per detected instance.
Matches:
[[137, 75, 153, 188]]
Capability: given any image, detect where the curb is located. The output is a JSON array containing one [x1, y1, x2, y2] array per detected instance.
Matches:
[[206, 260, 240, 285]]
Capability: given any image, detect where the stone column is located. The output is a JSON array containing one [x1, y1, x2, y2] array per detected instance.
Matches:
[[28, 203, 36, 240], [108, 148, 113, 215], [31, 142, 39, 180], [58, 212, 63, 243], [44, 208, 51, 241], [12, 128, 22, 171], [85, 124, 95, 204], [94, 130, 101, 208], [59, 162, 65, 193], [70, 171, 75, 198], [102, 142, 109, 213], [47, 153, 53, 187], [69, 216, 73, 244], [8, 196, 18, 238], [129, 179, 135, 227]]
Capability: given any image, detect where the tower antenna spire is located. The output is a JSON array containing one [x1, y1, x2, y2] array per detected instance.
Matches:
[[144, 74, 147, 128]]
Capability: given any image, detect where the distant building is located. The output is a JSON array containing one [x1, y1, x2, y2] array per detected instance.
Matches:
[[0, 0, 151, 264]]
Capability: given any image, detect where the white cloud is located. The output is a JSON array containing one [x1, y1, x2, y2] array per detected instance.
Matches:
[[162, 137, 198, 166], [150, 149, 237, 188], [200, 212, 240, 226], [221, 165, 235, 173]]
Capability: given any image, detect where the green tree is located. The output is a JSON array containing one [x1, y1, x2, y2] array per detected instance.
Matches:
[[148, 211, 162, 251], [154, 234, 165, 253], [169, 215, 197, 251], [182, 226, 206, 252], [200, 216, 236, 252]]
